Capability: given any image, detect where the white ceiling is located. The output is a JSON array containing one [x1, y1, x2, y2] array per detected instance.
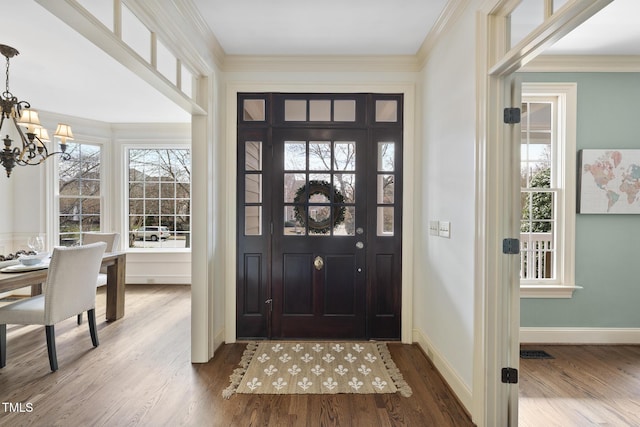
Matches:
[[1, 0, 637, 125]]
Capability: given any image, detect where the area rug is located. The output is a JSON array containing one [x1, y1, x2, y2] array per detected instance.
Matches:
[[223, 342, 412, 398]]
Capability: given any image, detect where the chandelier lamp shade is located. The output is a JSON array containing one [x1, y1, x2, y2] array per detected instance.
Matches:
[[0, 44, 72, 178]]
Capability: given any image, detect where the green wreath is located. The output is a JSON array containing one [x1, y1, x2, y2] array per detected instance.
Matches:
[[293, 180, 346, 234]]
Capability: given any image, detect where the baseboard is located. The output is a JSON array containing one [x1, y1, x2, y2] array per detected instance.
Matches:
[[520, 327, 640, 344], [412, 328, 472, 413], [125, 274, 191, 285]]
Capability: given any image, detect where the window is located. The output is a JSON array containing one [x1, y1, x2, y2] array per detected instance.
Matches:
[[58, 142, 102, 246], [520, 83, 578, 298], [127, 148, 191, 249]]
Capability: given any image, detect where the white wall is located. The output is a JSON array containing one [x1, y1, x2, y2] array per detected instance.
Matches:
[[413, 4, 478, 410]]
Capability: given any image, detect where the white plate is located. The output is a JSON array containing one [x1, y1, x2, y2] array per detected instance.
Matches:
[[1, 262, 49, 273]]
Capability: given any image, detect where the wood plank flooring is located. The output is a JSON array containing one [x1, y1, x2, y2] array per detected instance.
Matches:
[[519, 344, 640, 426], [0, 285, 474, 427]]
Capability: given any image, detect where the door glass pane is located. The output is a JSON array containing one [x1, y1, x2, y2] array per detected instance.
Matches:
[[245, 141, 262, 171], [284, 173, 305, 203], [378, 142, 395, 171], [334, 173, 355, 203], [245, 206, 261, 235], [377, 207, 394, 236], [333, 206, 355, 236], [376, 100, 398, 122], [309, 142, 331, 171], [243, 100, 265, 121], [284, 206, 305, 235], [245, 174, 262, 203], [377, 174, 394, 204], [334, 142, 355, 171], [284, 142, 306, 170], [334, 100, 356, 122], [285, 100, 307, 121], [309, 100, 331, 121]]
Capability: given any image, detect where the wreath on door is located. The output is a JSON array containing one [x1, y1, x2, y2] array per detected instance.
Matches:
[[293, 180, 346, 234]]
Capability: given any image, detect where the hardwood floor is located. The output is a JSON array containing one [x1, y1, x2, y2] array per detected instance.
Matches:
[[519, 344, 640, 426], [0, 285, 474, 427]]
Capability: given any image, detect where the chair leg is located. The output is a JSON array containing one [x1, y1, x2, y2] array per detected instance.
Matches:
[[45, 325, 58, 372], [77, 313, 83, 325], [0, 324, 6, 368], [88, 309, 99, 347]]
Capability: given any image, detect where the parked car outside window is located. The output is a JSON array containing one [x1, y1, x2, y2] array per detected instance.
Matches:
[[133, 226, 171, 241]]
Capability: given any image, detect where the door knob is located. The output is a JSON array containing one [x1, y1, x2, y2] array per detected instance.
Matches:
[[314, 256, 324, 270]]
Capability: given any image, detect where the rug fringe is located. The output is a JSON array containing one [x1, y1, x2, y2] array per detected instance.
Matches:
[[377, 342, 413, 397], [222, 342, 258, 399]]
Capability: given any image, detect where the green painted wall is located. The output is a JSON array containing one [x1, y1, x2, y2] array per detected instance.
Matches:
[[519, 72, 640, 327]]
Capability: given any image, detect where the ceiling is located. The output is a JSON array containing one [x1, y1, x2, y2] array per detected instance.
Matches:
[[1, 0, 637, 125]]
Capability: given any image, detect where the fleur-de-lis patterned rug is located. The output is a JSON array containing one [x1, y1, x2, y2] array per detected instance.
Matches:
[[223, 342, 412, 398]]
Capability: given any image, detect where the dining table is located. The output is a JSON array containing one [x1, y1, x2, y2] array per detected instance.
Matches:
[[0, 252, 126, 321]]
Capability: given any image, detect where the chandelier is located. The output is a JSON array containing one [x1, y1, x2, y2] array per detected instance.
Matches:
[[0, 44, 73, 178]]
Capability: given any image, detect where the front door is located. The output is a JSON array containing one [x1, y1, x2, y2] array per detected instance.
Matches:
[[236, 93, 402, 340]]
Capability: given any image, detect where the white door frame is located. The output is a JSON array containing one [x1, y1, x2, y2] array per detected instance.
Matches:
[[474, 1, 613, 425]]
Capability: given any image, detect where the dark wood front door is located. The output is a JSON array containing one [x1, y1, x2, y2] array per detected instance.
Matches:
[[236, 93, 402, 340]]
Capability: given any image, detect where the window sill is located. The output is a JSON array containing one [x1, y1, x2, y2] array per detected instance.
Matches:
[[520, 284, 582, 298]]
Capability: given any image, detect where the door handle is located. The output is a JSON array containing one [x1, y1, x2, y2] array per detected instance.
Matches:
[[314, 256, 324, 270]]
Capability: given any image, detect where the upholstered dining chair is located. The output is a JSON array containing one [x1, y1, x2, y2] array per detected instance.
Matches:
[[77, 233, 119, 325], [82, 232, 119, 286], [0, 242, 107, 372]]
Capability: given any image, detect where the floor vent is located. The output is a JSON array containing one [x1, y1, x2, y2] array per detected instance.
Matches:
[[520, 350, 554, 359]]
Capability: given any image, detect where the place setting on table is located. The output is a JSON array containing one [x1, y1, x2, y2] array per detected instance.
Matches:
[[0, 236, 50, 273]]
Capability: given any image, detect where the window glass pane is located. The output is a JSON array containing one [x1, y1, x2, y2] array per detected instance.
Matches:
[[245, 174, 262, 203], [334, 142, 355, 171], [377, 207, 394, 236], [334, 174, 355, 203], [378, 142, 395, 171], [181, 64, 193, 98], [245, 206, 262, 235], [376, 100, 398, 122], [309, 142, 331, 171], [284, 141, 306, 170], [309, 100, 331, 121], [243, 100, 265, 121], [285, 100, 307, 121], [157, 39, 176, 84], [377, 174, 395, 204], [245, 141, 262, 171], [509, 0, 544, 49], [333, 206, 355, 236], [284, 206, 305, 235], [284, 173, 306, 203], [553, 0, 568, 11], [334, 100, 356, 122], [121, 4, 150, 63]]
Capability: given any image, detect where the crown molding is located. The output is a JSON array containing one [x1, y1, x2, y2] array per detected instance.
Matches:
[[416, 0, 469, 69], [223, 55, 420, 73], [520, 55, 640, 72]]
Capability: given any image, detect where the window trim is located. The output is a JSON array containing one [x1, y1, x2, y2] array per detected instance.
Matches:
[[520, 82, 580, 298]]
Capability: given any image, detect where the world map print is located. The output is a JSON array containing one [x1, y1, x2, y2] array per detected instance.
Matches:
[[579, 149, 640, 214]]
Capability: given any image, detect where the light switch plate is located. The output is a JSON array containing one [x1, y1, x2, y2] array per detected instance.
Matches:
[[439, 221, 450, 238], [429, 221, 439, 236]]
